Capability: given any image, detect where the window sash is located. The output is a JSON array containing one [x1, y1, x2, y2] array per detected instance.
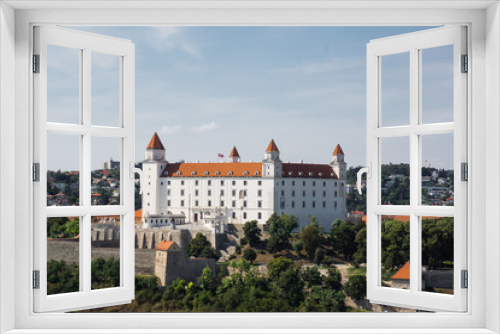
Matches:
[[33, 25, 135, 312], [366, 26, 468, 312]]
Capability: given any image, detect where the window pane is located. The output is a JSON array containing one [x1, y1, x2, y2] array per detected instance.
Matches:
[[421, 133, 454, 206], [421, 216, 454, 295], [381, 52, 410, 127], [91, 215, 121, 290], [47, 216, 80, 295], [91, 137, 121, 206], [381, 137, 410, 205], [381, 215, 410, 289], [47, 133, 80, 206], [47, 45, 81, 124], [421, 45, 454, 124], [91, 52, 121, 127]]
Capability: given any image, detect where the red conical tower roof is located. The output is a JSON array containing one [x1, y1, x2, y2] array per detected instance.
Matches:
[[333, 144, 344, 155], [229, 146, 240, 158], [146, 132, 165, 150], [266, 139, 279, 152]]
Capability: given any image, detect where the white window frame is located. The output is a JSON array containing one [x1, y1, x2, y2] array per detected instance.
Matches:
[[0, 2, 499, 334], [33, 25, 136, 313], [366, 26, 467, 312]]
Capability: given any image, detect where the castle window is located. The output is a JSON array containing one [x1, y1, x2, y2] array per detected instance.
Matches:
[[312, 201, 315, 208], [313, 181, 316, 186], [204, 171, 209, 175], [322, 201, 326, 208], [195, 200, 199, 207], [291, 201, 295, 208], [335, 181, 338, 187], [288, 171, 293, 176], [243, 181, 247, 186], [195, 190, 199, 196], [232, 201, 236, 208], [313, 191, 316, 197], [208, 190, 212, 196], [232, 212, 236, 219], [258, 212, 262, 219], [323, 191, 326, 197], [323, 181, 326, 187], [181, 200, 184, 207], [302, 201, 306, 208], [309, 172, 314, 176], [243, 190, 247, 196], [254, 171, 259, 175], [258, 201, 262, 208], [258, 181, 262, 186], [221, 200, 225, 207], [258, 190, 262, 197], [302, 190, 306, 197], [220, 190, 224, 196], [208, 200, 212, 207], [177, 171, 181, 176], [181, 180, 184, 185], [244, 171, 249, 175], [208, 180, 212, 186], [299, 172, 303, 176], [232, 190, 236, 196], [281, 190, 284, 196], [243, 201, 247, 208], [232, 180, 236, 186], [215, 171, 220, 175], [161, 182, 163, 186], [228, 171, 233, 176], [180, 189, 184, 196], [195, 180, 199, 186], [292, 181, 295, 186], [168, 181, 171, 185], [334, 191, 338, 197], [334, 201, 338, 209], [148, 203, 150, 206], [221, 180, 224, 186], [243, 212, 247, 219], [292, 190, 295, 197], [191, 171, 196, 175], [319, 172, 323, 177], [303, 181, 306, 186], [167, 200, 171, 206]]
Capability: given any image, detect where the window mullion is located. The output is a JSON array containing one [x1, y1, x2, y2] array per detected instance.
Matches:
[[409, 47, 420, 294]]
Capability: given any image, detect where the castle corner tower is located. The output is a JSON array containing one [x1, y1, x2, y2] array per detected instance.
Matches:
[[331, 144, 346, 180], [263, 139, 282, 178], [229, 146, 241, 163], [143, 132, 168, 219]]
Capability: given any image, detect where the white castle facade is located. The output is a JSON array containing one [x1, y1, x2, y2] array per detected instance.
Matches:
[[141, 133, 347, 231]]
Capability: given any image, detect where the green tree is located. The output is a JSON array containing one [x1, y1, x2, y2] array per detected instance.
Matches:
[[292, 239, 303, 255], [353, 225, 367, 264], [186, 233, 217, 258], [300, 219, 322, 259], [381, 219, 410, 269], [344, 275, 367, 300], [330, 219, 357, 260], [314, 248, 325, 265], [243, 248, 257, 262], [243, 220, 261, 246], [300, 266, 322, 289], [267, 257, 295, 280], [323, 267, 342, 291], [266, 213, 298, 253]]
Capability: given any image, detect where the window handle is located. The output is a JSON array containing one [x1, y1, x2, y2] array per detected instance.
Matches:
[[130, 162, 144, 194], [357, 162, 371, 195]]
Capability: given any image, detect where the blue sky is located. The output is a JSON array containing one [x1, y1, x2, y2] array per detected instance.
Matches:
[[47, 26, 454, 171]]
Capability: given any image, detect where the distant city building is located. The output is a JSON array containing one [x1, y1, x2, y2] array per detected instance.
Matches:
[[140, 132, 347, 230], [102, 157, 120, 170]]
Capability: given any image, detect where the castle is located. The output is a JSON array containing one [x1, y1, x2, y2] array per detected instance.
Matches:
[[141, 133, 347, 231]]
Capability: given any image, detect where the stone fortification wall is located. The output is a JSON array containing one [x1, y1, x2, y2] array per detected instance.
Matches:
[[47, 240, 156, 275], [90, 225, 224, 250]]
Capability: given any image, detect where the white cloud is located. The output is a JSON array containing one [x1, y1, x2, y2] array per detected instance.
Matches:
[[147, 27, 202, 59], [191, 121, 218, 133], [160, 125, 182, 135]]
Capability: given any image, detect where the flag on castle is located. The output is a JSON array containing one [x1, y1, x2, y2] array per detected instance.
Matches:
[[218, 153, 224, 158]]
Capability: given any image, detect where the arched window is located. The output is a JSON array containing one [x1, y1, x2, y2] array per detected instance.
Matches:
[[191, 171, 197, 175], [176, 171, 181, 176]]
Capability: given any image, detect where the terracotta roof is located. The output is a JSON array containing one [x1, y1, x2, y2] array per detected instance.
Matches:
[[135, 209, 142, 218], [162, 162, 262, 178], [381, 215, 410, 222], [282, 163, 337, 179], [392, 262, 410, 281], [156, 240, 175, 251], [229, 147, 240, 158], [266, 139, 279, 152], [333, 144, 345, 155], [146, 132, 165, 150]]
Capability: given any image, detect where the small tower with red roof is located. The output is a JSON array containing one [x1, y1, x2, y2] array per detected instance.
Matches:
[[263, 139, 282, 178], [331, 144, 346, 180], [229, 146, 241, 163], [143, 133, 168, 219]]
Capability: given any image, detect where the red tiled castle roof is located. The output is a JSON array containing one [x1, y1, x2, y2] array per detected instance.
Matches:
[[229, 147, 240, 158], [333, 144, 345, 155], [147, 132, 165, 150], [266, 139, 279, 152]]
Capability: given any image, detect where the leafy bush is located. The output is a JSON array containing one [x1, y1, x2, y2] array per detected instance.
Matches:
[[243, 248, 257, 262], [344, 275, 367, 300]]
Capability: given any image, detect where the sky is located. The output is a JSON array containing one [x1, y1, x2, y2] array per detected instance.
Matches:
[[46, 26, 455, 172]]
